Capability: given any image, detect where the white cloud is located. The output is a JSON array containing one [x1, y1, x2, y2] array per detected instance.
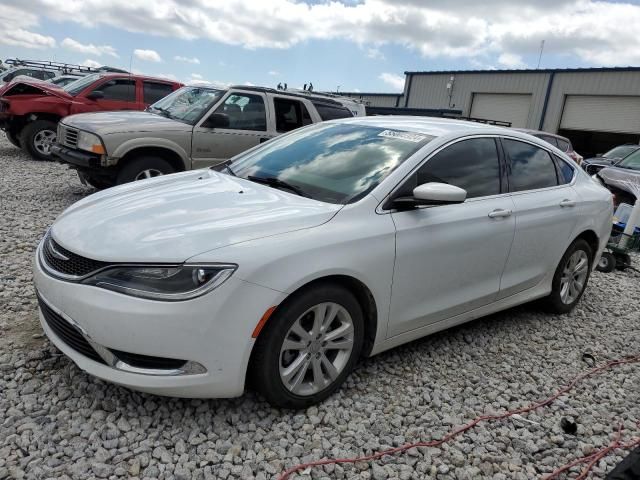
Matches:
[[190, 73, 203, 80], [0, 5, 55, 50], [61, 37, 118, 57], [268, 70, 280, 76], [157, 72, 178, 80], [174, 55, 200, 64], [6, 1, 640, 67], [366, 48, 384, 60], [81, 59, 101, 68], [133, 49, 162, 62], [498, 52, 526, 68], [379, 72, 405, 91]]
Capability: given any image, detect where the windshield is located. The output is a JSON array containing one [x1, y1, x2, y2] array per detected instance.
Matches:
[[63, 74, 103, 95], [604, 145, 638, 160], [616, 149, 640, 171], [148, 86, 224, 125], [229, 123, 433, 204]]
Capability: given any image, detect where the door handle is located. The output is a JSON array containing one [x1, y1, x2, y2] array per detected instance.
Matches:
[[488, 209, 513, 219], [559, 199, 576, 208]]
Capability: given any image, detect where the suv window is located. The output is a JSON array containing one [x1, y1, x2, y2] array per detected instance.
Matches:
[[214, 93, 266, 131], [313, 102, 353, 121], [416, 138, 501, 198], [92, 79, 136, 102], [274, 97, 312, 132], [143, 82, 174, 104], [553, 154, 575, 184], [503, 139, 558, 191], [556, 138, 571, 152]]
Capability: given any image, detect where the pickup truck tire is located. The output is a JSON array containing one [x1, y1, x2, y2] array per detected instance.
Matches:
[[20, 120, 58, 161], [116, 156, 176, 185], [6, 130, 21, 148], [85, 175, 113, 190]]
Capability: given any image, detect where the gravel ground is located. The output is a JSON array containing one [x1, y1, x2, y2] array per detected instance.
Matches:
[[1, 134, 639, 480]]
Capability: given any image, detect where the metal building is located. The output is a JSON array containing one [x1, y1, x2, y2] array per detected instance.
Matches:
[[400, 67, 640, 157], [337, 92, 403, 108]]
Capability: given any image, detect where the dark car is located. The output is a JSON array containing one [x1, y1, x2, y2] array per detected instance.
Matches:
[[595, 149, 640, 206], [581, 144, 640, 175], [514, 129, 583, 165]]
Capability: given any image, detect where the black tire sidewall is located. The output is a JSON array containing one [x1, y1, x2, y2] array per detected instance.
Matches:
[[20, 120, 58, 160], [596, 252, 616, 273], [116, 156, 175, 185], [6, 130, 21, 148], [251, 284, 364, 409], [547, 239, 593, 313]]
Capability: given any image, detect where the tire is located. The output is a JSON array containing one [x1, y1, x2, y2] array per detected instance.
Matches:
[[596, 252, 616, 273], [20, 120, 58, 160], [250, 283, 364, 408], [116, 156, 176, 185], [544, 239, 593, 314], [6, 130, 21, 148], [615, 253, 632, 271], [85, 175, 113, 190]]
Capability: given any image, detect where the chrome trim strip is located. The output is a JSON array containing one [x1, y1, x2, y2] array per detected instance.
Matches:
[[37, 292, 207, 377]]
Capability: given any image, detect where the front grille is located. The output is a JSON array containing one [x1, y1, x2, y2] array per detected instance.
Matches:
[[37, 295, 106, 364], [41, 233, 109, 278], [109, 349, 187, 370], [58, 124, 79, 148]]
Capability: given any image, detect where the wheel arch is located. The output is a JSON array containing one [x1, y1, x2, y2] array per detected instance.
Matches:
[[573, 229, 600, 260], [118, 145, 187, 173]]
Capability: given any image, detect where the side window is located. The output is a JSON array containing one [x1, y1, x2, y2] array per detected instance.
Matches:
[[274, 98, 312, 132], [143, 82, 174, 104], [213, 93, 266, 131], [556, 138, 571, 152], [554, 154, 575, 184], [93, 79, 136, 102], [503, 139, 558, 191], [32, 70, 55, 80], [417, 138, 501, 198], [540, 135, 558, 148], [313, 102, 353, 120]]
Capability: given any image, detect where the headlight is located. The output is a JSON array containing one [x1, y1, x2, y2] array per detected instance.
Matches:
[[77, 131, 106, 154], [82, 264, 236, 301]]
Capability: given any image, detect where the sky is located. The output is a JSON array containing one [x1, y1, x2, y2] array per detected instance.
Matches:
[[2, 0, 640, 93]]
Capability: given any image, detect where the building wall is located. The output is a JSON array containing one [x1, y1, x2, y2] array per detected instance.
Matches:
[[405, 72, 550, 129], [542, 71, 640, 132], [338, 93, 402, 108]]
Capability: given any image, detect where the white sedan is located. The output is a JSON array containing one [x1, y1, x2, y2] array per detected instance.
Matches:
[[34, 117, 612, 408]]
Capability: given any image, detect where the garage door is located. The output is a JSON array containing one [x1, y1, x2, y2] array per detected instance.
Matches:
[[470, 93, 532, 128], [560, 95, 640, 134]]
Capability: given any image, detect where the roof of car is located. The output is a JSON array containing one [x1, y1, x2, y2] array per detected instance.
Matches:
[[338, 115, 516, 137], [513, 128, 570, 141], [90, 72, 181, 84]]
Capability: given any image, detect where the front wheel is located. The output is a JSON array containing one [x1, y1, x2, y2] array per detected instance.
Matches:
[[116, 156, 176, 185], [544, 239, 593, 314], [20, 120, 58, 160], [250, 284, 364, 408]]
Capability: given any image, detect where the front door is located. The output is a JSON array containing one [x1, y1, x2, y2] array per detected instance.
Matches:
[[191, 91, 273, 169], [497, 138, 580, 298], [388, 137, 516, 337], [85, 78, 139, 111]]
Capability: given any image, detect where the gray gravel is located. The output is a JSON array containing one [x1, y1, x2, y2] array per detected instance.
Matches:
[[1, 134, 639, 480]]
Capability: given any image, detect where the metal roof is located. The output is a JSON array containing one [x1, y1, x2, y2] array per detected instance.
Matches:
[[404, 66, 640, 75]]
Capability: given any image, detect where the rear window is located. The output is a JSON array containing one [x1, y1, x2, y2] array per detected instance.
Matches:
[[556, 138, 571, 152], [143, 81, 174, 104], [313, 102, 353, 121], [554, 154, 575, 184]]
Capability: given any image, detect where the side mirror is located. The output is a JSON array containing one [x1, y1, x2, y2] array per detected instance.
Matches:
[[202, 113, 230, 129], [87, 91, 104, 101], [394, 182, 467, 208]]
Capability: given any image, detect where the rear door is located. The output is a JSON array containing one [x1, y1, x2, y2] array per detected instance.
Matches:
[[142, 81, 175, 107], [271, 96, 315, 132], [497, 137, 580, 299], [191, 90, 271, 168]]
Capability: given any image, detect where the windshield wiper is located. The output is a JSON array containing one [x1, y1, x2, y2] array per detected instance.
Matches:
[[247, 175, 310, 198], [151, 106, 173, 119]]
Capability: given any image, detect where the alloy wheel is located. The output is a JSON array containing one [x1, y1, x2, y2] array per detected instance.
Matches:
[[33, 129, 56, 155], [134, 168, 164, 181], [560, 250, 589, 304], [279, 302, 355, 396]]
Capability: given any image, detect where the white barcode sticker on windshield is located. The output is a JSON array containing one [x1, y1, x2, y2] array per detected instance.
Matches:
[[378, 130, 426, 142]]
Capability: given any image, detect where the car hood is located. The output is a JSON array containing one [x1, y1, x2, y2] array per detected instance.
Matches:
[[62, 111, 190, 135], [583, 156, 617, 166], [51, 170, 342, 263], [598, 166, 640, 197], [0, 80, 70, 99]]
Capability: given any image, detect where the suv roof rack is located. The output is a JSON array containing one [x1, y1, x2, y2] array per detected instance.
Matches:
[[4, 58, 128, 75], [229, 85, 346, 106]]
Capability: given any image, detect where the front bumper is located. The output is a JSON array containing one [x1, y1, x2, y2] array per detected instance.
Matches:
[[50, 144, 102, 168], [33, 242, 286, 398]]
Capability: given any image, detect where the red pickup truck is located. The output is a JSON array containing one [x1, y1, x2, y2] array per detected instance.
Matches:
[[0, 73, 182, 160]]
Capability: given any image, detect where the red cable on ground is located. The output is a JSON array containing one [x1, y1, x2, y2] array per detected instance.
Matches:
[[278, 354, 640, 480]]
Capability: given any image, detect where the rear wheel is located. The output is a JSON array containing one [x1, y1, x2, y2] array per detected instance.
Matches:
[[20, 120, 58, 160], [6, 130, 21, 148], [116, 156, 176, 185], [251, 284, 364, 408], [544, 239, 592, 313]]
